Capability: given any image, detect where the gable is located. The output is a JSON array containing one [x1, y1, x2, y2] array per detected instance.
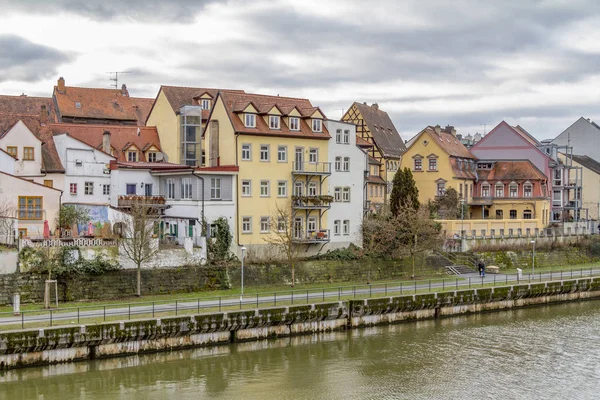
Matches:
[[267, 106, 282, 116], [310, 109, 325, 119], [287, 107, 301, 117], [0, 120, 41, 143]]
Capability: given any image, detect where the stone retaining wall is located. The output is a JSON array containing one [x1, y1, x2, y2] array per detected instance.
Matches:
[[2, 277, 600, 370]]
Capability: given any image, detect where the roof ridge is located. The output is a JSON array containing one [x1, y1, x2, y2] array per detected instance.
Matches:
[[48, 122, 152, 129], [227, 91, 312, 102], [0, 94, 52, 100], [162, 85, 243, 91], [57, 85, 127, 92]]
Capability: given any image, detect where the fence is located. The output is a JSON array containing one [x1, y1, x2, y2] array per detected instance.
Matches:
[[2, 266, 600, 330]]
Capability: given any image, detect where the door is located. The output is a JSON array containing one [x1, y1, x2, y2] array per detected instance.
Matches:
[[295, 147, 304, 171], [293, 217, 303, 239], [145, 184, 153, 196]]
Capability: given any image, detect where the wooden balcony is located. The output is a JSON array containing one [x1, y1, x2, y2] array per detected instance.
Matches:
[[117, 195, 168, 208], [292, 229, 330, 244]]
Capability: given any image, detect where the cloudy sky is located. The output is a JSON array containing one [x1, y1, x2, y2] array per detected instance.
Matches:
[[1, 0, 600, 141]]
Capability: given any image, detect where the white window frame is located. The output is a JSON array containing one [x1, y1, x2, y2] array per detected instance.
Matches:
[[343, 157, 350, 172], [147, 152, 158, 162], [481, 184, 490, 197], [428, 158, 437, 171], [260, 216, 270, 233], [308, 182, 317, 197], [245, 113, 256, 128], [181, 178, 193, 199], [260, 145, 270, 162], [210, 178, 221, 200], [242, 216, 252, 233], [277, 217, 286, 232], [312, 118, 322, 133], [343, 220, 350, 235], [289, 117, 300, 131], [307, 217, 317, 235], [277, 145, 287, 162], [167, 179, 175, 200], [343, 130, 350, 144], [414, 158, 422, 171], [102, 184, 110, 196], [437, 182, 446, 196], [278, 180, 287, 197], [127, 151, 138, 162], [524, 183, 532, 197], [335, 156, 341, 171], [342, 187, 350, 202], [201, 99, 211, 110], [336, 129, 342, 143], [334, 187, 342, 202], [260, 180, 270, 197], [495, 183, 504, 198], [241, 143, 251, 161], [294, 182, 303, 196], [241, 180, 252, 197], [334, 220, 341, 235], [509, 183, 518, 198], [269, 115, 280, 129], [309, 148, 318, 164], [84, 181, 93, 195]]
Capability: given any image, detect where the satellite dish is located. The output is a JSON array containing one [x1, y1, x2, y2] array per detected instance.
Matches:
[[155, 152, 164, 161]]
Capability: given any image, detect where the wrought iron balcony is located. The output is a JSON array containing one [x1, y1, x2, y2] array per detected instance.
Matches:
[[292, 195, 333, 209], [292, 162, 331, 175], [292, 229, 330, 244]]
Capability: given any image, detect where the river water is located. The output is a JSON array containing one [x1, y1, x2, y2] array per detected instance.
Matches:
[[2, 300, 600, 400]]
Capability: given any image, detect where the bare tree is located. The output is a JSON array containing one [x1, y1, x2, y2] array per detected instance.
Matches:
[[117, 203, 159, 296], [263, 203, 302, 287], [0, 200, 16, 245]]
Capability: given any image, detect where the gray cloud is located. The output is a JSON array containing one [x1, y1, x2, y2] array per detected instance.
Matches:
[[0, 35, 72, 83]]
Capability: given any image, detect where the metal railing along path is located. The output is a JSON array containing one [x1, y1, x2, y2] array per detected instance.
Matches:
[[2, 266, 600, 330]]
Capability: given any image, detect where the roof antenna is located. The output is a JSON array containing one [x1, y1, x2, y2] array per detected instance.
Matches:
[[106, 71, 131, 89]]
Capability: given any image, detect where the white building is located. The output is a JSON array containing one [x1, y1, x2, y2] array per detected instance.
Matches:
[[325, 120, 365, 249], [553, 117, 600, 162]]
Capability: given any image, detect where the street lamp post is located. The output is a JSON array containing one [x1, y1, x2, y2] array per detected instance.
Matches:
[[240, 246, 247, 301], [530, 239, 536, 277], [460, 198, 465, 238]]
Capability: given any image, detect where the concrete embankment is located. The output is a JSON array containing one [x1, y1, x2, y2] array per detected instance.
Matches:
[[2, 277, 600, 370]]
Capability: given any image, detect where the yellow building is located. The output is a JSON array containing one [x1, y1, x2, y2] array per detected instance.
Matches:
[[342, 102, 405, 199], [146, 86, 244, 166], [365, 155, 387, 213], [205, 91, 331, 255], [401, 125, 477, 204]]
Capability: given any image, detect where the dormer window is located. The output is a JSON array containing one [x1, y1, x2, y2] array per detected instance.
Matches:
[[127, 150, 139, 162], [269, 115, 280, 129], [245, 113, 256, 128], [75, 102, 81, 109], [147, 152, 158, 162], [289, 117, 300, 131], [201, 99, 211, 110], [312, 119, 322, 133]]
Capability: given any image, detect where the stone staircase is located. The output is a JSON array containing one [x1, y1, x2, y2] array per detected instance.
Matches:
[[444, 264, 477, 275], [436, 250, 479, 275]]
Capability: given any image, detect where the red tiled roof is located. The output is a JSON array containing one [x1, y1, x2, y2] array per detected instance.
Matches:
[[367, 155, 381, 165], [423, 126, 476, 159], [449, 158, 477, 180], [478, 160, 547, 182], [159, 86, 244, 116], [356, 135, 373, 148], [366, 175, 386, 184], [48, 123, 162, 163], [0, 95, 63, 173], [54, 84, 152, 124], [196, 165, 239, 172], [219, 91, 330, 139], [114, 161, 191, 171]]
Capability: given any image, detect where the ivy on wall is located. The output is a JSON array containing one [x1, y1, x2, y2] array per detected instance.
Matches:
[[206, 217, 234, 262], [19, 246, 120, 276]]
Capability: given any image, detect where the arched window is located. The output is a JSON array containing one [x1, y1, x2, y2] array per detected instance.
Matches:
[[495, 182, 504, 197]]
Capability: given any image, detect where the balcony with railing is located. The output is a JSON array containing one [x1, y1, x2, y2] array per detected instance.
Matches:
[[292, 229, 330, 244], [292, 162, 331, 175], [292, 195, 333, 209], [117, 195, 168, 208]]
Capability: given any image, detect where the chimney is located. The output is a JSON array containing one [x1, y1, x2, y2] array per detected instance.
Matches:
[[102, 130, 111, 154], [121, 84, 129, 97], [372, 103, 379, 110], [434, 124, 441, 135], [40, 105, 48, 124], [57, 77, 65, 93]]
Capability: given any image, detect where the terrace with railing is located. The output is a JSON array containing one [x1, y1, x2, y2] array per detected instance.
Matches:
[[292, 195, 333, 210], [292, 162, 331, 175], [292, 229, 330, 244]]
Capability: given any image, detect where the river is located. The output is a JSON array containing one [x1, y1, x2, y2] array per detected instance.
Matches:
[[2, 300, 600, 400]]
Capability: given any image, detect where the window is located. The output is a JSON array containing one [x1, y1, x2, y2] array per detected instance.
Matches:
[[43, 180, 53, 188], [277, 217, 286, 232], [495, 184, 504, 197], [260, 145, 270, 162], [18, 228, 27, 238], [23, 147, 34, 161], [289, 117, 300, 131], [18, 196, 42, 220], [127, 151, 138, 162], [242, 217, 252, 233], [509, 209, 517, 219], [126, 184, 137, 195], [343, 130, 350, 144], [307, 217, 317, 234], [69, 183, 77, 195], [277, 146, 287, 162], [260, 217, 270, 233], [309, 148, 318, 164], [379, 186, 383, 197], [369, 185, 373, 197], [523, 210, 532, 219], [84, 181, 93, 195], [553, 190, 562, 206], [335, 157, 342, 171], [260, 180, 270, 197], [459, 183, 463, 198], [414, 158, 422, 171], [145, 184, 153, 196], [201, 99, 211, 110], [308, 182, 317, 196], [343, 220, 350, 235], [343, 157, 350, 172], [428, 158, 437, 171], [509, 184, 518, 197], [241, 144, 251, 161], [294, 182, 303, 196], [6, 146, 17, 158], [553, 169, 562, 186], [437, 182, 446, 196], [245, 113, 256, 128], [481, 184, 490, 197], [181, 178, 192, 199], [103, 184, 110, 195], [167, 179, 175, 199], [342, 187, 350, 202], [336, 129, 342, 143], [312, 119, 322, 132], [278, 181, 287, 197], [241, 180, 252, 197], [210, 178, 221, 200], [334, 187, 342, 202], [334, 220, 341, 235], [524, 184, 532, 197], [496, 210, 503, 219], [147, 152, 158, 162], [269, 115, 280, 129]]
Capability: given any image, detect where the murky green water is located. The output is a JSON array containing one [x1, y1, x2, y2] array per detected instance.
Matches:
[[2, 301, 600, 400]]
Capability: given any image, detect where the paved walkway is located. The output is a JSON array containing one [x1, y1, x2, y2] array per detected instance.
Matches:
[[0, 269, 597, 327]]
